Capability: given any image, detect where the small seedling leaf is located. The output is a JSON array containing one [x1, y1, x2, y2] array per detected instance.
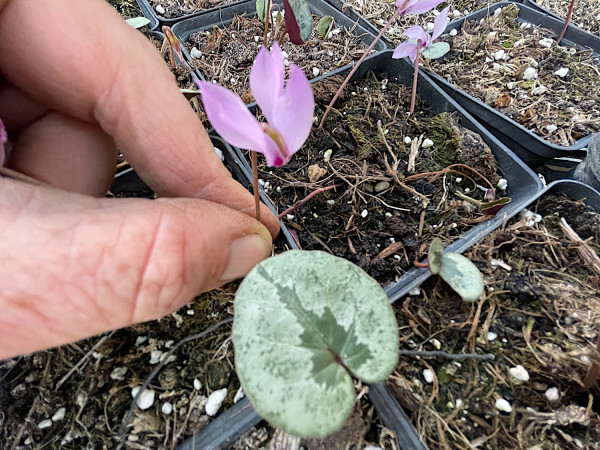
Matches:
[[256, 0, 268, 23], [126, 17, 150, 29], [234, 250, 399, 437], [317, 16, 335, 39], [428, 237, 444, 275], [439, 253, 484, 302], [480, 197, 511, 216], [421, 42, 450, 59], [283, 0, 312, 44]]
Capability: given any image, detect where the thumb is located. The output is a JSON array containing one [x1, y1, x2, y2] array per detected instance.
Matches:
[[0, 178, 272, 358]]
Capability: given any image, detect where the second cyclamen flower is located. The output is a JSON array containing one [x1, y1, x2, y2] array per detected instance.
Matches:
[[197, 42, 314, 167]]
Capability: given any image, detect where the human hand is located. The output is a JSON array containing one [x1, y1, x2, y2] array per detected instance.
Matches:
[[0, 0, 280, 359]]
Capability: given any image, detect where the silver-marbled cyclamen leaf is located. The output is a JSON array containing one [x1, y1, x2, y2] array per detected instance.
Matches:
[[233, 250, 399, 438]]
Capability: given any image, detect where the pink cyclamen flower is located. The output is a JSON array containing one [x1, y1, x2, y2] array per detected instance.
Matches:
[[0, 118, 7, 167], [397, 0, 446, 15], [393, 7, 449, 62], [197, 42, 314, 167]]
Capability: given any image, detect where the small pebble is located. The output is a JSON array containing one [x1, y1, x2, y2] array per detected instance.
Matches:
[[193, 378, 202, 391], [492, 63, 501, 71], [546, 124, 558, 133], [281, 50, 289, 59], [487, 332, 498, 341], [155, 4, 165, 14], [385, 212, 393, 218], [432, 9, 440, 16], [327, 50, 334, 56], [234, 387, 245, 404], [205, 388, 228, 416], [286, 214, 295, 220], [426, 22, 435, 31], [431, 338, 441, 350], [135, 336, 147, 345], [327, 199, 335, 206], [110, 367, 128, 381], [493, 49, 505, 60], [506, 82, 515, 89], [509, 365, 530, 382], [522, 67, 538, 80], [449, 28, 458, 36], [149, 350, 163, 364], [539, 38, 553, 48], [323, 148, 333, 163], [545, 387, 560, 402], [312, 67, 320, 77], [423, 369, 434, 383], [453, 9, 461, 17], [187, 309, 194, 316], [52, 407, 66, 422], [190, 47, 202, 59], [531, 85, 547, 95], [495, 398, 512, 413], [213, 147, 224, 161], [361, 209, 368, 218], [276, 186, 281, 193], [404, 136, 412, 144], [421, 138, 434, 149], [283, 59, 289, 67], [254, 36, 260, 42], [131, 387, 155, 410], [485, 56, 493, 63], [38, 419, 52, 429], [555, 67, 569, 78], [162, 402, 173, 415]]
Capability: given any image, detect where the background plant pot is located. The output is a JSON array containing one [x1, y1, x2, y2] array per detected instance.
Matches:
[[171, 0, 388, 92], [377, 177, 600, 450], [232, 50, 544, 303], [524, 0, 600, 45], [427, 1, 599, 168], [135, 0, 160, 30], [136, 0, 248, 27]]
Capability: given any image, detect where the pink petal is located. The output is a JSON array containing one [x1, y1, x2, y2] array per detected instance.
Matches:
[[268, 64, 314, 158], [0, 118, 6, 166], [431, 7, 450, 42], [198, 81, 269, 154], [392, 42, 419, 62], [403, 0, 445, 15], [403, 26, 429, 44], [250, 42, 285, 124]]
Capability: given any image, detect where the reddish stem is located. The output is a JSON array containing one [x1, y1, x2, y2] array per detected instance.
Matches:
[[413, 260, 430, 268], [319, 4, 407, 128], [251, 152, 261, 223], [263, 0, 271, 47], [557, 0, 576, 44], [410, 39, 421, 115], [278, 184, 343, 219]]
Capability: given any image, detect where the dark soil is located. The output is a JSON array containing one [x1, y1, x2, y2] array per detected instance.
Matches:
[[388, 193, 600, 449], [185, 13, 376, 103], [430, 4, 600, 146], [149, 0, 240, 19], [535, 0, 600, 35], [250, 72, 505, 287]]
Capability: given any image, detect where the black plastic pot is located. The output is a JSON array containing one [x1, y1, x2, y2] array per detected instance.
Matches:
[[171, 0, 388, 89], [524, 0, 600, 49], [427, 1, 599, 167], [232, 50, 544, 304], [135, 0, 160, 30], [136, 0, 248, 28]]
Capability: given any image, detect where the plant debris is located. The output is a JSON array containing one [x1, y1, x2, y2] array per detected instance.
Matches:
[[430, 4, 600, 146], [388, 192, 600, 449], [185, 13, 377, 102], [149, 0, 240, 19], [534, 0, 600, 35], [250, 71, 504, 286]]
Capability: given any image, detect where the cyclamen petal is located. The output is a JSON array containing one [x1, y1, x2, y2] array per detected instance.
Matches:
[[0, 118, 7, 166], [431, 7, 450, 42], [400, 0, 446, 15], [403, 25, 429, 44], [198, 81, 280, 162], [250, 42, 285, 124], [392, 42, 419, 62], [267, 64, 314, 158]]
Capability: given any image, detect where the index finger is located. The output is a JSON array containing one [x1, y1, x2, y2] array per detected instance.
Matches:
[[0, 0, 279, 236]]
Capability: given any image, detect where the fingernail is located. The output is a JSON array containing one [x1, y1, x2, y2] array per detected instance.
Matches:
[[220, 232, 272, 281]]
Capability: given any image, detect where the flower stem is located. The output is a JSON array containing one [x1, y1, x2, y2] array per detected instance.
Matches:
[[251, 152, 261, 223], [409, 39, 421, 115], [557, 0, 576, 44], [263, 0, 271, 47], [319, 5, 405, 128]]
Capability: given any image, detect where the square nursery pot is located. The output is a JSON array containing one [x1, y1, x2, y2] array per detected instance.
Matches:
[[426, 1, 600, 168], [524, 0, 600, 47], [376, 177, 600, 450], [170, 0, 387, 94], [135, 0, 159, 30], [136, 0, 248, 27], [232, 50, 544, 304]]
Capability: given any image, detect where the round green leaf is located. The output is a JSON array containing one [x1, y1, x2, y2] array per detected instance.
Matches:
[[233, 250, 399, 438], [439, 253, 484, 302], [421, 42, 450, 60], [317, 16, 335, 39], [428, 237, 444, 275], [126, 17, 150, 29]]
